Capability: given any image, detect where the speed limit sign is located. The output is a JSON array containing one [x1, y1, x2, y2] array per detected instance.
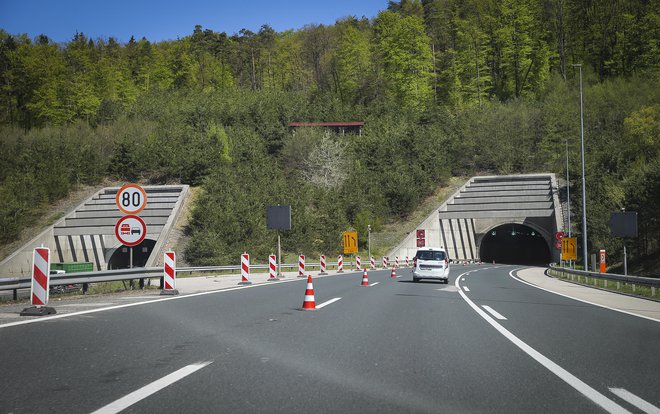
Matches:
[[116, 184, 147, 215]]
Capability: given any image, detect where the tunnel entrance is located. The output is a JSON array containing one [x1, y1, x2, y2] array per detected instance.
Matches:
[[107, 239, 156, 269], [479, 224, 550, 265]]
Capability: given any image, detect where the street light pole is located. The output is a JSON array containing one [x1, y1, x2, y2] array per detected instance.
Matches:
[[367, 224, 371, 261], [566, 139, 571, 268], [573, 63, 588, 271]]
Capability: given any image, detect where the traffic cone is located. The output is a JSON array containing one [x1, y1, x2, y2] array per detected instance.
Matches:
[[361, 269, 369, 286], [391, 267, 397, 278], [493, 260, 496, 265], [301, 275, 316, 310]]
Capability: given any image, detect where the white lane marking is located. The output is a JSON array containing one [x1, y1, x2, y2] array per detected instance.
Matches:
[[609, 388, 660, 414], [91, 361, 212, 414], [456, 271, 630, 414], [395, 276, 402, 278], [461, 278, 465, 281], [0, 274, 335, 329], [59, 303, 115, 307], [509, 270, 660, 323], [482, 305, 507, 320], [462, 286, 470, 292], [316, 297, 342, 309], [369, 282, 380, 287]]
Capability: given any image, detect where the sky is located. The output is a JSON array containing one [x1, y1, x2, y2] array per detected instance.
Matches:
[[0, 0, 387, 43]]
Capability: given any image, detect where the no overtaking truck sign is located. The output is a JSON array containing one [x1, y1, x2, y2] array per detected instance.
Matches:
[[115, 215, 147, 246]]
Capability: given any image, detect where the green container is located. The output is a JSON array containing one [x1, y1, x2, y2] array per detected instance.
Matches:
[[51, 262, 93, 273]]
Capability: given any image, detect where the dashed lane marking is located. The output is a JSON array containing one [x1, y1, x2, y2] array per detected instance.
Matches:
[[91, 361, 213, 414], [456, 270, 630, 414]]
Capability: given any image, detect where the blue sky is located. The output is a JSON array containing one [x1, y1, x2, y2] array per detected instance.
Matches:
[[0, 0, 387, 43]]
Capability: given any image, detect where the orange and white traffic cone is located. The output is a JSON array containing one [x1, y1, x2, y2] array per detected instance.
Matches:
[[361, 269, 369, 286], [391, 266, 397, 278], [301, 275, 316, 310]]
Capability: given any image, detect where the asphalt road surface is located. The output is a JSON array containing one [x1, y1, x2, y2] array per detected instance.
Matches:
[[1, 265, 658, 413]]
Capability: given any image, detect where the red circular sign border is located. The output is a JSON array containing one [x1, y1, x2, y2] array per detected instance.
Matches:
[[115, 184, 148, 215], [115, 215, 147, 247]]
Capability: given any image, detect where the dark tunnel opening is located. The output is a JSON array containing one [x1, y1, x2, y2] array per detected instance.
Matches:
[[107, 239, 156, 269], [479, 224, 551, 265]]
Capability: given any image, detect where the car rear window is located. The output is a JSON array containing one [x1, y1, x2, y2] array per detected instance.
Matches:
[[416, 250, 446, 261]]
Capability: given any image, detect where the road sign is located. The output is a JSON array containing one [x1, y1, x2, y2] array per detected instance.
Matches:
[[555, 231, 564, 241], [343, 231, 358, 255], [599, 250, 606, 273], [561, 237, 577, 261], [416, 229, 426, 248], [116, 184, 148, 215], [115, 215, 147, 246]]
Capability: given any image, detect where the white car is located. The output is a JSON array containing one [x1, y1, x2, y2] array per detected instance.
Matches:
[[413, 247, 450, 283]]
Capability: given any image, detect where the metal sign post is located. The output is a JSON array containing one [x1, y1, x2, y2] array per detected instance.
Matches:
[[267, 205, 291, 279]]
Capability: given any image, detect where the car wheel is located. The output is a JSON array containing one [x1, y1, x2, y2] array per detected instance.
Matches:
[[413, 278, 419, 283]]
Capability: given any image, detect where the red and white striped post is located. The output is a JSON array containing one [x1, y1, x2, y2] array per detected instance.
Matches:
[[405, 256, 410, 267], [161, 251, 179, 295], [239, 252, 252, 285], [319, 255, 328, 275], [337, 255, 344, 273], [382, 256, 388, 269], [356, 256, 361, 271], [268, 254, 278, 281], [298, 254, 306, 278], [20, 247, 56, 316], [395, 256, 399, 268], [370, 256, 375, 270]]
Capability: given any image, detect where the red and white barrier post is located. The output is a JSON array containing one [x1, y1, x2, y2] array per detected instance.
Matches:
[[161, 251, 179, 295], [382, 256, 388, 269], [337, 255, 344, 273], [298, 254, 306, 278], [356, 256, 361, 271], [20, 247, 56, 316], [370, 256, 375, 270], [239, 252, 252, 285], [319, 255, 328, 275], [405, 256, 410, 267], [268, 254, 278, 281], [395, 256, 399, 268]]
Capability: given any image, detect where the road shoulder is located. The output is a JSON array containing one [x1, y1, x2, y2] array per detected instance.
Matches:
[[514, 267, 660, 322]]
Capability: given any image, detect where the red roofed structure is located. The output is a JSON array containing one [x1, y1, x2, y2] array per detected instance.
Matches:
[[288, 122, 364, 136]]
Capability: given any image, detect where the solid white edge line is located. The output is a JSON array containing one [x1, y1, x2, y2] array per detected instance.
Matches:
[[482, 305, 507, 320], [463, 286, 470, 292], [1, 271, 356, 330], [456, 271, 630, 414], [609, 388, 660, 414], [316, 297, 342, 309], [509, 269, 660, 323], [91, 361, 213, 414]]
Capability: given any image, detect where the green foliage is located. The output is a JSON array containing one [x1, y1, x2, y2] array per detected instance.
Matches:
[[0, 2, 658, 268]]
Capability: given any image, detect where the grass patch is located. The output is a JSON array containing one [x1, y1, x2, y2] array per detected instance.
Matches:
[[370, 177, 466, 257]]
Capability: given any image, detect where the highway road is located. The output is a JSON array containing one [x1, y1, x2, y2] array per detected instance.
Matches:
[[0, 265, 658, 413]]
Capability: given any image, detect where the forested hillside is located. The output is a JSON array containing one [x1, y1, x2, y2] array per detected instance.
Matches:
[[1, 0, 658, 268]]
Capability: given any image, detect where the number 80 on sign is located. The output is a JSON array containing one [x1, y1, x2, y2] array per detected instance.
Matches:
[[116, 184, 148, 215]]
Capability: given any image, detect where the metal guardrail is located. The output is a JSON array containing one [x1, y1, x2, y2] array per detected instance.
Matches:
[[548, 264, 659, 297], [548, 264, 660, 287], [0, 261, 350, 299]]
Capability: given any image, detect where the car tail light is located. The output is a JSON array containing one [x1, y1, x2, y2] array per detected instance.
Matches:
[[413, 257, 417, 267], [445, 259, 449, 266]]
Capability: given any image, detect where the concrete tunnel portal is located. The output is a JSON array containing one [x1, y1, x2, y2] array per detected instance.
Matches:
[[479, 223, 551, 265]]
